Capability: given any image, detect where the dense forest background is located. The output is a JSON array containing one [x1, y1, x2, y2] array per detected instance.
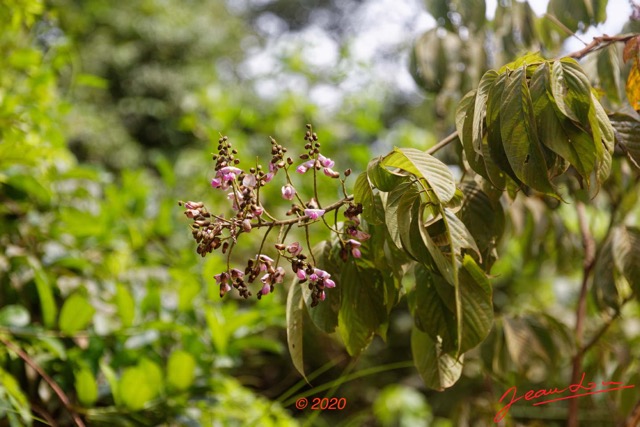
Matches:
[[2, 0, 640, 425]]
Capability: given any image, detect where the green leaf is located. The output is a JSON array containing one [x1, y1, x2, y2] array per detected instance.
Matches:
[[30, 259, 57, 328], [551, 58, 593, 124], [411, 326, 463, 391], [286, 281, 307, 381], [167, 350, 196, 391], [597, 44, 621, 103], [100, 362, 120, 405], [75, 367, 98, 406], [500, 65, 555, 194], [458, 180, 504, 256], [0, 367, 32, 425], [119, 366, 157, 410], [530, 62, 597, 181], [608, 112, 640, 168], [0, 305, 30, 327], [354, 171, 379, 224], [592, 231, 622, 310], [458, 256, 493, 353], [367, 157, 406, 192], [302, 240, 341, 333], [115, 284, 135, 329], [473, 70, 499, 154], [589, 92, 615, 184], [382, 180, 421, 251], [457, 90, 491, 181], [612, 226, 640, 295], [338, 261, 387, 356], [484, 73, 514, 188], [59, 294, 95, 334], [382, 148, 456, 203], [412, 265, 457, 352]]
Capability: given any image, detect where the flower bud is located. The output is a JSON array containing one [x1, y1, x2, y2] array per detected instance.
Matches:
[[281, 184, 296, 201]]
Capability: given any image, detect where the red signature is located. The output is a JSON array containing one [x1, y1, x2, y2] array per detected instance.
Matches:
[[494, 373, 635, 422]]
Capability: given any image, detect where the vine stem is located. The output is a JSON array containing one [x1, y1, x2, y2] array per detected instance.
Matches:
[[0, 337, 86, 427], [568, 201, 596, 427], [567, 34, 638, 60]]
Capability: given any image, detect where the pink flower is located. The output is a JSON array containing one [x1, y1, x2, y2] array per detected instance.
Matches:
[[253, 205, 264, 216], [296, 164, 308, 174], [242, 174, 257, 188], [260, 282, 271, 296], [304, 209, 325, 220], [219, 166, 242, 179], [264, 172, 275, 183], [349, 229, 370, 241], [318, 154, 334, 168], [211, 178, 222, 188], [296, 269, 306, 280], [323, 167, 340, 178], [352, 248, 362, 258], [319, 291, 326, 301], [287, 242, 303, 256], [185, 209, 199, 218], [219, 283, 231, 297], [324, 278, 336, 288], [230, 268, 244, 279], [281, 184, 296, 200]]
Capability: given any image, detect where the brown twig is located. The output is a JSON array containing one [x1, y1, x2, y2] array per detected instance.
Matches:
[[0, 337, 86, 427], [567, 34, 638, 60], [626, 399, 640, 427], [568, 202, 597, 427]]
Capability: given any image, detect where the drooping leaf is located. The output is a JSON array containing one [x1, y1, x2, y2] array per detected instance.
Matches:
[[611, 226, 640, 295], [589, 92, 615, 184], [367, 157, 406, 192], [382, 180, 421, 250], [302, 240, 340, 333], [592, 230, 624, 310], [412, 265, 457, 352], [530, 62, 597, 182], [338, 261, 387, 356], [473, 70, 499, 154], [484, 72, 515, 188], [286, 281, 306, 381], [626, 60, 640, 111], [551, 58, 593, 124], [457, 256, 493, 353], [382, 147, 456, 203], [500, 65, 555, 194], [411, 326, 463, 391], [456, 90, 491, 181], [458, 179, 504, 257], [608, 112, 640, 168], [29, 259, 57, 328], [597, 44, 621, 103]]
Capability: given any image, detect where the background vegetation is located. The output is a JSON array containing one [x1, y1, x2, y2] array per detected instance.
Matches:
[[1, 0, 640, 426]]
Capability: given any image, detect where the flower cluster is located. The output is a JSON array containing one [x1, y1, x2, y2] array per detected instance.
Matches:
[[181, 126, 371, 305]]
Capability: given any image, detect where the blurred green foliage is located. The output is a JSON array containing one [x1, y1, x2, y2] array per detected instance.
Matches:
[[1, 0, 640, 426]]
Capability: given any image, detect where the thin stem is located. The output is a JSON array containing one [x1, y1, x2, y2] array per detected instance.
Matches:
[[426, 131, 458, 155], [568, 201, 596, 427], [251, 196, 354, 228], [567, 34, 638, 60], [305, 224, 316, 265], [0, 337, 86, 427], [579, 295, 634, 357]]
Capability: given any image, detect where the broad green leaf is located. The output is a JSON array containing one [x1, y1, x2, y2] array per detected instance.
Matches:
[[592, 231, 623, 310], [302, 240, 340, 333], [456, 90, 490, 180], [382, 148, 456, 203], [286, 281, 306, 381], [418, 207, 455, 286], [589, 93, 615, 184], [75, 367, 98, 406], [338, 261, 387, 356], [367, 157, 406, 192], [412, 265, 457, 352], [500, 66, 555, 194], [484, 73, 515, 188], [411, 326, 463, 391], [473, 70, 499, 154], [608, 112, 640, 168], [530, 62, 596, 181], [0, 305, 30, 327], [59, 294, 95, 334], [115, 284, 135, 329], [167, 351, 196, 391], [551, 59, 593, 123], [354, 171, 380, 225], [383, 180, 421, 250], [597, 44, 621, 103], [458, 180, 504, 256], [457, 256, 493, 353]]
